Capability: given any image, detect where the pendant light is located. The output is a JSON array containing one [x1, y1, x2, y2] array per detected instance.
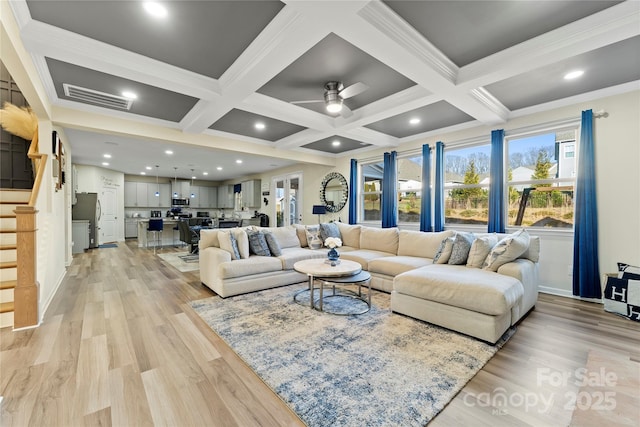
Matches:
[[190, 169, 195, 198], [173, 167, 178, 198], [155, 165, 160, 197]]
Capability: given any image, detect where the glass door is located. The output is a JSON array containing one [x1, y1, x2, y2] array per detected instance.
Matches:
[[273, 172, 303, 227]]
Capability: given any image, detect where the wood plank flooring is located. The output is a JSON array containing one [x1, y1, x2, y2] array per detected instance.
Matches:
[[1, 241, 638, 426]]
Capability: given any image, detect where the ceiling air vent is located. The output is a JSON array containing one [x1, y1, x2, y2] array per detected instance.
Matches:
[[63, 83, 134, 110]]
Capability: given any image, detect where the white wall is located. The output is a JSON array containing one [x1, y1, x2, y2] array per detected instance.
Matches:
[[334, 90, 640, 297]]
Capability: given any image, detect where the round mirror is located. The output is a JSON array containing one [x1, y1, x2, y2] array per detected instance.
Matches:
[[320, 172, 348, 213]]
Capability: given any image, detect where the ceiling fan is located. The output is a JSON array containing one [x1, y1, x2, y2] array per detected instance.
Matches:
[[290, 81, 368, 118]]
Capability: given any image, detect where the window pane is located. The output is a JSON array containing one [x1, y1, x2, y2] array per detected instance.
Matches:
[[444, 145, 490, 225], [398, 156, 422, 223], [362, 162, 383, 221], [507, 130, 577, 228]]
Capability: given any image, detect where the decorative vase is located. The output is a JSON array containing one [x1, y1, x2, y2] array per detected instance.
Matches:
[[327, 247, 340, 261]]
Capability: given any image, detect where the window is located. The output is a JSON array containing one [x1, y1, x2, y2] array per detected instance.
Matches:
[[361, 161, 383, 221], [444, 144, 491, 225], [506, 129, 577, 228], [397, 155, 422, 223]]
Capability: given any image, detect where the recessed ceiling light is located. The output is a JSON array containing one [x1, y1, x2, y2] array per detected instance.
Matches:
[[103, 153, 112, 158], [203, 172, 209, 176], [255, 122, 266, 130], [122, 91, 137, 99], [191, 176, 196, 180], [409, 118, 421, 125], [140, 172, 146, 175], [216, 167, 223, 171], [145, 166, 152, 170], [236, 159, 243, 164], [143, 2, 168, 18], [102, 162, 109, 166], [564, 70, 584, 80], [165, 150, 173, 155], [332, 140, 341, 147]]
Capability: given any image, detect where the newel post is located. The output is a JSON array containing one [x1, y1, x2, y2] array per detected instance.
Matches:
[[14, 205, 39, 328]]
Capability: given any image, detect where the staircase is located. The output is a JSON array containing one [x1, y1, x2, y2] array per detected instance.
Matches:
[[0, 189, 30, 328]]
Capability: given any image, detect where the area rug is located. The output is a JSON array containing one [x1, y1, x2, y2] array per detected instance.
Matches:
[[98, 243, 117, 248], [157, 252, 199, 272], [191, 284, 511, 426]]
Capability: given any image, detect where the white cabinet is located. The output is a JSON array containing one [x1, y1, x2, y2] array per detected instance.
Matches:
[[125, 182, 170, 207], [190, 186, 218, 208], [217, 184, 234, 208], [124, 182, 137, 206], [125, 219, 138, 238], [241, 179, 261, 208], [207, 186, 217, 208], [147, 183, 170, 207], [171, 180, 190, 199]]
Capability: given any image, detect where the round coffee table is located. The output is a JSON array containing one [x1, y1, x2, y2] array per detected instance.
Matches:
[[293, 259, 371, 314]]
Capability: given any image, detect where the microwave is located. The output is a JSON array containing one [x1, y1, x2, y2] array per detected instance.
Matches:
[[172, 198, 189, 206]]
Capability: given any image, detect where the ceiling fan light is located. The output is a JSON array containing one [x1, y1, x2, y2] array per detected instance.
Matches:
[[326, 100, 342, 113]]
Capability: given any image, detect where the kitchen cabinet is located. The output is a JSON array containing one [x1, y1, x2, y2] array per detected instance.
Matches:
[[241, 179, 262, 208], [125, 219, 138, 238], [191, 186, 218, 208], [125, 182, 170, 207], [147, 183, 170, 207], [217, 184, 234, 208], [171, 180, 190, 199]]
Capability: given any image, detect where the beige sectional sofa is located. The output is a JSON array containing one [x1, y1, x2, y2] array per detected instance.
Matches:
[[198, 223, 539, 343]]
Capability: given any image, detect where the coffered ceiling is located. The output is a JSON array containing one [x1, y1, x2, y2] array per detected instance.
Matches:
[[5, 0, 639, 180]]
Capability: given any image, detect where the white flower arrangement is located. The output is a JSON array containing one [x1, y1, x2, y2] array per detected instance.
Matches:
[[324, 237, 342, 249]]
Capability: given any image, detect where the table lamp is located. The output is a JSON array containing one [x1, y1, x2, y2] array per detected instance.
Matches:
[[312, 205, 326, 224]]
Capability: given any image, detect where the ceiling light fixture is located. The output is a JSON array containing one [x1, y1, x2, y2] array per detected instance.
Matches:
[[332, 140, 341, 147], [143, 2, 168, 19], [216, 167, 222, 171], [236, 159, 243, 164], [145, 166, 152, 170], [255, 122, 265, 130], [173, 167, 178, 197], [409, 118, 421, 125], [103, 153, 112, 158], [203, 172, 209, 176], [140, 172, 146, 175], [155, 165, 160, 197], [122, 91, 137, 99], [564, 70, 584, 80], [101, 162, 109, 166], [326, 99, 343, 113], [190, 169, 195, 198], [165, 150, 173, 155]]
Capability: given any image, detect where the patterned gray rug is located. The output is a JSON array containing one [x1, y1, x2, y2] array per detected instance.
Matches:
[[191, 284, 511, 426]]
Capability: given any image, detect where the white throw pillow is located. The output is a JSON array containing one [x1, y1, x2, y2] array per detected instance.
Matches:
[[218, 230, 240, 260], [482, 229, 530, 272], [232, 228, 250, 259], [305, 225, 323, 250], [433, 236, 455, 264], [466, 234, 499, 268]]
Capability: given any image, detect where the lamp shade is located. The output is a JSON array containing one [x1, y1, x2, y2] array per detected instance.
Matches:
[[312, 205, 326, 215]]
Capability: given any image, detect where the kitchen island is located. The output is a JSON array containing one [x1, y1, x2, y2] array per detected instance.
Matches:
[[137, 219, 182, 248]]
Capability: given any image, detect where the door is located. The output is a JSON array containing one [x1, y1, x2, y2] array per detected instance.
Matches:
[[100, 187, 117, 244], [273, 172, 302, 227]]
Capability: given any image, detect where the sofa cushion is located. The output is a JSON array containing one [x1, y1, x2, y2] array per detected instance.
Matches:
[[199, 229, 220, 249], [261, 226, 301, 249], [247, 230, 271, 257], [447, 232, 475, 265], [394, 264, 524, 316], [368, 256, 433, 277], [466, 234, 499, 268], [397, 230, 455, 259], [337, 223, 361, 248], [521, 236, 540, 263], [360, 227, 399, 254], [278, 247, 327, 270], [483, 229, 530, 272], [319, 222, 341, 244], [433, 236, 454, 264], [218, 256, 283, 279], [305, 225, 323, 249], [263, 231, 282, 256], [340, 249, 394, 270]]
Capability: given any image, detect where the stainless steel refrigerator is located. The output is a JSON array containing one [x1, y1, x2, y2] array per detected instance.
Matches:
[[72, 192, 100, 248]]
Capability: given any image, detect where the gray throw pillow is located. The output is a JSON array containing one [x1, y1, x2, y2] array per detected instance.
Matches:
[[319, 222, 341, 244], [433, 236, 455, 264], [263, 231, 282, 257], [247, 230, 271, 257], [447, 232, 475, 265]]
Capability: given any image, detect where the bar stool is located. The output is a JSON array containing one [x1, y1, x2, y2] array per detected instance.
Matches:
[[147, 218, 164, 254]]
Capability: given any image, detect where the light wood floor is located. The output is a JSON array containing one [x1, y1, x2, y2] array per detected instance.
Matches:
[[1, 241, 638, 426]]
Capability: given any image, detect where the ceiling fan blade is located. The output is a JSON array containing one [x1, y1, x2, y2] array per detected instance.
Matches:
[[340, 104, 353, 118], [339, 82, 368, 99], [290, 100, 324, 105]]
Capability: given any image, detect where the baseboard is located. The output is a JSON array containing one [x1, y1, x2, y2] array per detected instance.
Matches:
[[539, 287, 603, 304], [39, 269, 67, 323]]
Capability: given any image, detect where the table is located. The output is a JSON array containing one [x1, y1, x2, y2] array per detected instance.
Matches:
[[293, 259, 372, 315]]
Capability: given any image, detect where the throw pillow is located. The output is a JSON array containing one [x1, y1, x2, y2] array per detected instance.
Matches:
[[305, 225, 323, 250], [246, 230, 271, 257], [433, 235, 455, 264], [319, 222, 341, 244], [233, 228, 250, 259], [618, 262, 640, 280], [483, 229, 530, 272], [218, 230, 241, 260], [466, 234, 499, 268], [263, 231, 282, 257], [447, 232, 475, 265]]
